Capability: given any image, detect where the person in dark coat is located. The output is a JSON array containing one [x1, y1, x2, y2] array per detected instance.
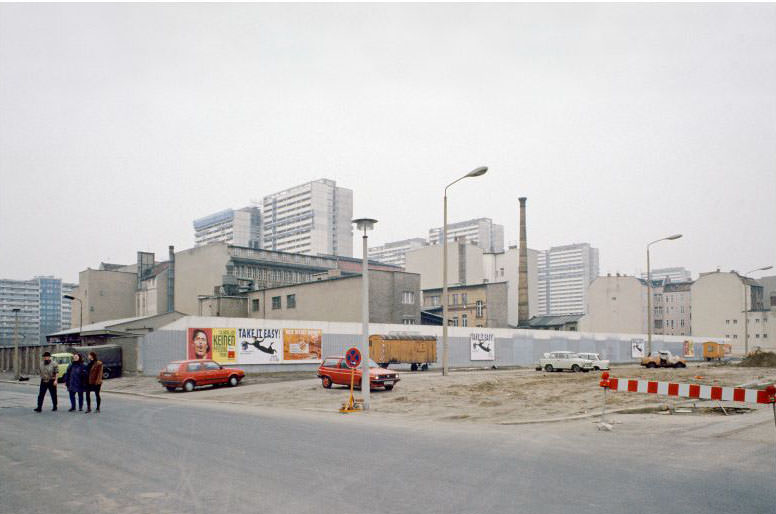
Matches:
[[63, 352, 87, 411], [85, 351, 103, 413]]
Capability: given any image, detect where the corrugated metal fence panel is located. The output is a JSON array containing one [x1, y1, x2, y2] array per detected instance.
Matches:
[[138, 321, 721, 375], [142, 330, 186, 375]]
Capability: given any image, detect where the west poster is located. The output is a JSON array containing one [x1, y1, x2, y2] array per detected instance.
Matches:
[[283, 329, 322, 362]]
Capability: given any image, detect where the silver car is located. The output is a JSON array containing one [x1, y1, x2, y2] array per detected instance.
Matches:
[[538, 351, 594, 372]]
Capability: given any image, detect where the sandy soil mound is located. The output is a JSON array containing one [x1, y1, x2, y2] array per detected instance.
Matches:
[[739, 350, 776, 367]]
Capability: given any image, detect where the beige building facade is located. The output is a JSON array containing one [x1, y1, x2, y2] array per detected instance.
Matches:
[[691, 271, 771, 354], [580, 275, 648, 334], [422, 282, 509, 328], [203, 270, 422, 325], [69, 265, 138, 325], [405, 241, 538, 327]]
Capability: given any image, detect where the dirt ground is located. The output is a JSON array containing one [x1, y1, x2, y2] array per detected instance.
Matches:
[[7, 363, 774, 424], [187, 363, 776, 424]]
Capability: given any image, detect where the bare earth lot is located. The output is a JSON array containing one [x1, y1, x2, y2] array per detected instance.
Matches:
[[89, 363, 776, 424], [7, 363, 774, 424]]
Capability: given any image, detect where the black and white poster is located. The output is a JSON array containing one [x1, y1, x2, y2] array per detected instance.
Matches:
[[470, 332, 495, 361]]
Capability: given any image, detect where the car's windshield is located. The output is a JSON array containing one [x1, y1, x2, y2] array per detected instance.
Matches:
[[165, 364, 179, 372]]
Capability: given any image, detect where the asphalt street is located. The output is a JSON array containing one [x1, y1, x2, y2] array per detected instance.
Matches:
[[1, 382, 774, 514]]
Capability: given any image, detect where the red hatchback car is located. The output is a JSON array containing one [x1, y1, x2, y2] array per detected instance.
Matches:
[[158, 360, 245, 392], [317, 356, 400, 391]]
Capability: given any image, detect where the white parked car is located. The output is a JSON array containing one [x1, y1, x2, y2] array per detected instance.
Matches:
[[538, 351, 594, 373], [576, 352, 610, 370]]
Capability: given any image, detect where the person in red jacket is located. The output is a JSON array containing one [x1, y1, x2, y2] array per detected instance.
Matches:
[[85, 351, 103, 413]]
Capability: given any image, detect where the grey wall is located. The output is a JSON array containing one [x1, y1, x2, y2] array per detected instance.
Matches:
[[139, 316, 719, 375]]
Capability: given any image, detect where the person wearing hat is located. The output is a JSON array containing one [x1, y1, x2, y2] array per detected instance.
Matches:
[[34, 351, 59, 412]]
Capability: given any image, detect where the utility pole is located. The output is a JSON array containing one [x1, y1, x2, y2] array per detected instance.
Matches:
[[12, 308, 20, 380]]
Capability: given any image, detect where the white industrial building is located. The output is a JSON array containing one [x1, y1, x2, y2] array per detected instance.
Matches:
[[640, 266, 692, 284], [368, 238, 428, 267], [262, 179, 353, 257], [428, 218, 504, 253], [193, 206, 262, 249], [537, 243, 599, 316]]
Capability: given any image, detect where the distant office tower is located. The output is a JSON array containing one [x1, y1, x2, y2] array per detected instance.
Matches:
[[368, 238, 428, 267], [193, 206, 262, 249], [263, 179, 353, 257], [428, 218, 504, 253], [537, 243, 599, 315], [0, 276, 77, 345], [640, 267, 692, 284]]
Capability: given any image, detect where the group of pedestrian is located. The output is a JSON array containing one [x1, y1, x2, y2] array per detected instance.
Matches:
[[34, 351, 104, 413]]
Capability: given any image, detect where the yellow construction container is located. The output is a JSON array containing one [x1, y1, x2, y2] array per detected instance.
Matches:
[[703, 342, 727, 361], [369, 334, 437, 371]]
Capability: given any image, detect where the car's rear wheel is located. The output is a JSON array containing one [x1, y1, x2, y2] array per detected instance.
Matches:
[[384, 384, 394, 391], [410, 363, 418, 371], [544, 364, 553, 372], [183, 380, 195, 392], [421, 364, 428, 371], [646, 362, 657, 368], [321, 376, 332, 389], [571, 364, 581, 372], [102, 368, 111, 380], [166, 386, 176, 392], [228, 375, 239, 387], [593, 366, 600, 371], [675, 362, 686, 368]]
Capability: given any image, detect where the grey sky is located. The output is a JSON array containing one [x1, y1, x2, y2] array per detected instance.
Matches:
[[1, 3, 774, 284]]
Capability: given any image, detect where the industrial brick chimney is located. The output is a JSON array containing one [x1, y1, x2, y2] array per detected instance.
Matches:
[[518, 197, 529, 325]]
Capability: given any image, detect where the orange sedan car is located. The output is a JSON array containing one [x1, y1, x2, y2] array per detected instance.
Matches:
[[317, 356, 400, 391], [158, 359, 245, 392]]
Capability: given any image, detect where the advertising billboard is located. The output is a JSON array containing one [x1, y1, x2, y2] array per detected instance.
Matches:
[[470, 332, 495, 361], [282, 328, 322, 362], [188, 328, 213, 360], [212, 328, 237, 364], [237, 327, 282, 363]]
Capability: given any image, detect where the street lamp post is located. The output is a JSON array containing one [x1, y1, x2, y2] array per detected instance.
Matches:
[[743, 265, 773, 356], [442, 166, 488, 376], [646, 234, 682, 356], [353, 218, 377, 410], [63, 295, 82, 345], [12, 308, 20, 380]]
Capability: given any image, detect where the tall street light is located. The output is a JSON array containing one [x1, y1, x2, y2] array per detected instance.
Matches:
[[646, 234, 682, 356], [442, 166, 488, 376], [12, 308, 20, 380], [743, 265, 773, 356], [63, 294, 82, 345], [353, 218, 377, 410]]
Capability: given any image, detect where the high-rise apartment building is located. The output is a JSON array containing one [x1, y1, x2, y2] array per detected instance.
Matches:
[[428, 218, 504, 253], [193, 206, 262, 249], [368, 238, 428, 267], [537, 243, 599, 316], [0, 276, 76, 345], [263, 179, 353, 257], [640, 267, 692, 284]]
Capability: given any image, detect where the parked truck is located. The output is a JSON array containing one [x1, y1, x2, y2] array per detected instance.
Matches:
[[369, 334, 437, 371], [640, 350, 687, 368], [63, 344, 123, 379]]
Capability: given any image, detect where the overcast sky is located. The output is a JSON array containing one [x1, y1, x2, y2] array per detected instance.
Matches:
[[1, 3, 774, 284]]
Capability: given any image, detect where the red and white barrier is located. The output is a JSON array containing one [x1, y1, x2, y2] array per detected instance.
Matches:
[[599, 373, 776, 405]]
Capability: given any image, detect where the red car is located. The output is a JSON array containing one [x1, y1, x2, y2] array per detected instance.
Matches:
[[317, 356, 400, 391], [158, 360, 245, 392]]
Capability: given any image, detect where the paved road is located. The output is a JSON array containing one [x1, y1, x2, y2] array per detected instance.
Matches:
[[1, 382, 774, 514]]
